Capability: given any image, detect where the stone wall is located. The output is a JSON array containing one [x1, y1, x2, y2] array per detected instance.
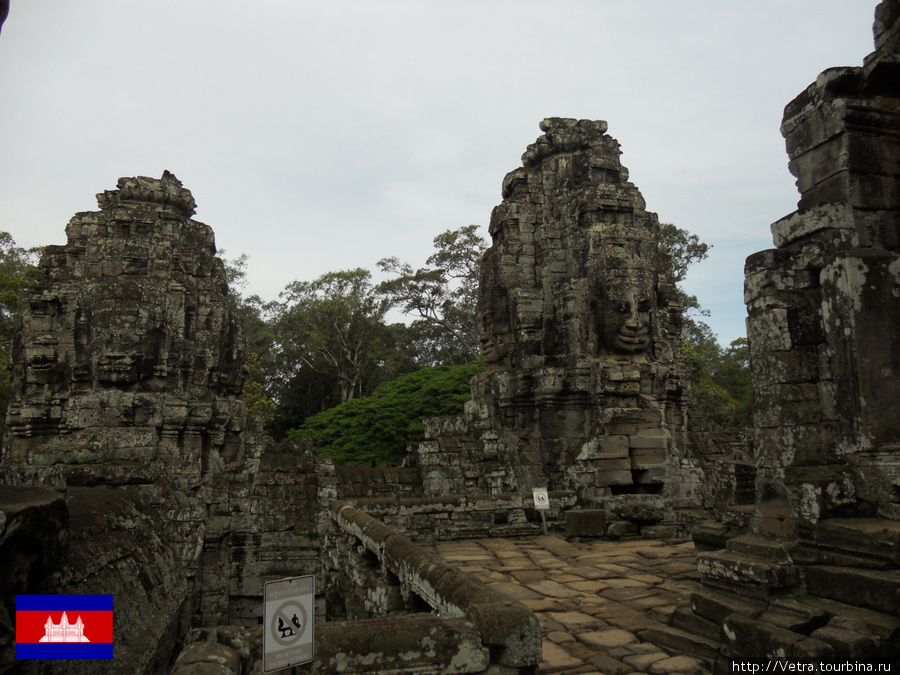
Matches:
[[0, 487, 67, 672], [333, 465, 421, 500], [201, 442, 334, 627], [321, 500, 542, 671], [349, 490, 577, 542], [675, 1, 900, 666], [173, 501, 549, 674]]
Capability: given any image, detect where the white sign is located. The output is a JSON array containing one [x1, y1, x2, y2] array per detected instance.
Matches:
[[263, 575, 315, 672], [532, 487, 550, 510]]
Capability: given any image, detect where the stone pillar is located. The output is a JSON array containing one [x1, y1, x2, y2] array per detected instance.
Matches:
[[746, 0, 900, 535]]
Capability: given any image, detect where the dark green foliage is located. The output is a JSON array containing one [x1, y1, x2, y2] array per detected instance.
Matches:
[[287, 362, 486, 466], [659, 223, 710, 284], [658, 224, 752, 433], [269, 321, 419, 439], [684, 333, 752, 432]]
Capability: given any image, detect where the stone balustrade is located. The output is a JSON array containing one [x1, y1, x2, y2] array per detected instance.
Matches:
[[349, 490, 577, 541], [322, 499, 542, 672], [172, 501, 543, 673]]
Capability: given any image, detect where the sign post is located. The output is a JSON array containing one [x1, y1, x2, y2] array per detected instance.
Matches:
[[263, 575, 315, 673], [532, 487, 550, 535]]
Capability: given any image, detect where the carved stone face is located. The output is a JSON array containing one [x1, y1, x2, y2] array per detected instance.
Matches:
[[596, 281, 654, 355], [481, 334, 510, 365], [91, 296, 165, 386]]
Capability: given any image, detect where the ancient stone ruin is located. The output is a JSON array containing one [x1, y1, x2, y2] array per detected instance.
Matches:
[[3, 1, 900, 671], [415, 117, 703, 534], [675, 0, 900, 663], [4, 171, 248, 487], [0, 173, 331, 673]]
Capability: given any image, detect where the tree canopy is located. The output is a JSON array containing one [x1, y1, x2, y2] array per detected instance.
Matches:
[[659, 224, 751, 433], [377, 225, 485, 365], [276, 268, 396, 405], [288, 362, 485, 466]]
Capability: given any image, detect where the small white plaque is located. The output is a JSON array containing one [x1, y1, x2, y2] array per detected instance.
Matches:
[[263, 575, 315, 672], [532, 487, 550, 510]]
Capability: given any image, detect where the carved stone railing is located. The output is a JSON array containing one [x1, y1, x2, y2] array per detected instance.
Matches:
[[321, 499, 542, 673], [172, 500, 543, 673], [350, 490, 577, 542]]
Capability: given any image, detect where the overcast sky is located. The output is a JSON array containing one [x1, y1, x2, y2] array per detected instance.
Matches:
[[0, 1, 879, 346]]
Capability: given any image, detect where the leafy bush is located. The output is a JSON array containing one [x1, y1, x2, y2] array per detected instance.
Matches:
[[287, 362, 485, 466]]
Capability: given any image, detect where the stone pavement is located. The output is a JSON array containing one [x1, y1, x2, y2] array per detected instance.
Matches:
[[433, 535, 711, 675]]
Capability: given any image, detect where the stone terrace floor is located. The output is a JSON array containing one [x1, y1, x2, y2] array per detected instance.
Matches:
[[433, 535, 708, 675]]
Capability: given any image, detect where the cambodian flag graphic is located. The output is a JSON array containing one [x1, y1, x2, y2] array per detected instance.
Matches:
[[16, 595, 113, 660]]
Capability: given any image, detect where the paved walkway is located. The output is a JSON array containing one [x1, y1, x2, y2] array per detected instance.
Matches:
[[433, 535, 709, 675]]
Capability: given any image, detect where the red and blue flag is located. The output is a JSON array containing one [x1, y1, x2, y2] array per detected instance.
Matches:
[[16, 594, 113, 660]]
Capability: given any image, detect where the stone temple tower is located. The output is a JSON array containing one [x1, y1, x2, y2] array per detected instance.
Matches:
[[416, 118, 697, 522], [3, 172, 249, 487]]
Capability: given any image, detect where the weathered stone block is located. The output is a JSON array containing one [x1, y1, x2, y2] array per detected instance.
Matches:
[[631, 448, 667, 469], [565, 509, 607, 537], [598, 435, 630, 458], [690, 587, 768, 624], [697, 550, 798, 589], [811, 617, 882, 661], [638, 625, 719, 661], [759, 598, 829, 634], [607, 521, 638, 538], [314, 615, 490, 674], [721, 614, 835, 660], [804, 565, 900, 614], [172, 641, 242, 674]]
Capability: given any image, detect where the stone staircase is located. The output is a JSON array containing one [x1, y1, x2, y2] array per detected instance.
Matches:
[[671, 520, 900, 667]]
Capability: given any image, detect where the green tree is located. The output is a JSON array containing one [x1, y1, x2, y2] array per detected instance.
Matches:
[[275, 268, 397, 405], [378, 225, 486, 364], [659, 223, 710, 285], [659, 222, 711, 323], [0, 233, 41, 438], [684, 335, 752, 432], [219, 252, 279, 429], [288, 362, 485, 466], [658, 224, 751, 433]]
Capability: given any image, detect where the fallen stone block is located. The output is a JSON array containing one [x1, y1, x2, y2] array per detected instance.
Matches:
[[670, 603, 722, 641], [565, 509, 607, 537], [721, 614, 834, 660], [639, 625, 719, 661], [811, 616, 883, 661], [758, 598, 829, 634], [804, 565, 900, 614]]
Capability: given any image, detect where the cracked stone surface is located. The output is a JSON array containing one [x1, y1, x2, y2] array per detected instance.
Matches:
[[433, 535, 710, 674]]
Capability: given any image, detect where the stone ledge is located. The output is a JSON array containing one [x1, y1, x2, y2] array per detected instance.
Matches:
[[314, 615, 490, 674], [721, 614, 835, 661], [328, 500, 541, 668], [804, 565, 900, 615]]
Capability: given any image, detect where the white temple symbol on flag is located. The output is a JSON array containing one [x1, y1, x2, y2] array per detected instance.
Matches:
[[39, 612, 90, 643]]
